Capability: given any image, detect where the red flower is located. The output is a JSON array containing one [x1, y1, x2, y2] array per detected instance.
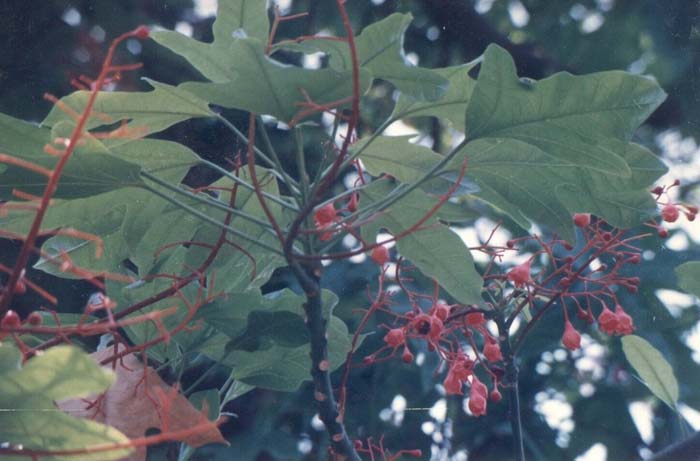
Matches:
[[614, 304, 635, 335], [507, 260, 532, 287], [444, 370, 464, 395], [483, 340, 503, 362], [465, 312, 485, 326], [573, 213, 591, 228], [384, 328, 405, 348], [561, 320, 581, 351], [468, 376, 488, 417], [430, 302, 451, 322], [371, 245, 390, 265], [598, 304, 618, 335], [661, 204, 679, 223]]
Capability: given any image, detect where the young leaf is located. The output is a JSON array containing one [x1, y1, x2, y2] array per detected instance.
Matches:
[[622, 335, 679, 409], [675, 261, 700, 298], [0, 345, 131, 461]]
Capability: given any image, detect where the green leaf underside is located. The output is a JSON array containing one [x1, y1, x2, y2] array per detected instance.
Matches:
[[0, 345, 131, 461], [198, 289, 354, 392], [360, 180, 483, 305], [361, 45, 667, 241], [42, 80, 214, 145], [621, 335, 679, 409], [0, 113, 143, 200], [675, 261, 700, 298], [391, 62, 478, 128], [1, 139, 200, 276], [277, 13, 449, 101], [151, 0, 370, 123]]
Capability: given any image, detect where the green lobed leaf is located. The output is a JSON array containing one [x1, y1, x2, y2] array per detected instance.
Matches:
[[42, 79, 215, 145], [277, 13, 449, 101], [621, 335, 679, 409], [213, 0, 270, 44], [391, 62, 478, 127], [360, 180, 483, 305], [675, 261, 700, 298], [0, 113, 143, 200], [0, 345, 131, 461], [151, 0, 369, 123], [199, 289, 354, 392], [457, 44, 665, 240], [2, 139, 200, 277], [179, 38, 371, 123]]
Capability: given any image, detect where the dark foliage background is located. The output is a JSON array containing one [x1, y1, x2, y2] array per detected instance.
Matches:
[[1, 1, 699, 460]]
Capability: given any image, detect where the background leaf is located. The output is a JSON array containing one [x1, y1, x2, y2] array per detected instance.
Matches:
[[622, 335, 679, 409]]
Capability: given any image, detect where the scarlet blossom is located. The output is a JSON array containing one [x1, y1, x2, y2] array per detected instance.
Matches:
[[314, 203, 339, 241], [430, 302, 451, 322], [507, 260, 532, 287], [384, 328, 405, 348], [401, 346, 414, 364], [573, 213, 591, 228], [598, 304, 618, 335], [371, 245, 390, 266], [483, 340, 503, 362], [465, 312, 485, 326], [468, 376, 488, 417], [412, 314, 444, 341], [443, 370, 463, 395], [661, 204, 680, 223], [561, 320, 581, 351], [614, 304, 635, 335]]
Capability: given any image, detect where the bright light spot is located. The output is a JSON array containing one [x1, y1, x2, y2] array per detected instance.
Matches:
[[372, 0, 386, 4], [421, 421, 436, 434], [303, 52, 323, 69], [679, 403, 700, 430], [595, 0, 615, 12], [475, 0, 496, 14], [126, 39, 142, 55], [508, 0, 530, 28], [536, 397, 573, 429], [391, 394, 407, 412], [581, 12, 605, 33], [665, 231, 689, 251], [579, 382, 595, 397], [90, 26, 106, 42], [384, 120, 420, 137], [629, 401, 654, 444], [343, 234, 358, 249], [194, 0, 218, 18], [553, 349, 568, 362], [274, 0, 293, 14], [570, 4, 587, 20], [656, 288, 696, 317], [175, 21, 194, 37], [575, 443, 607, 461], [73, 47, 91, 63], [349, 253, 367, 264], [684, 324, 700, 363], [536, 362, 552, 375], [426, 26, 440, 41], [376, 232, 396, 249], [62, 8, 81, 27], [405, 52, 419, 66], [643, 250, 655, 261], [298, 438, 312, 454], [311, 414, 324, 430], [430, 398, 447, 422]]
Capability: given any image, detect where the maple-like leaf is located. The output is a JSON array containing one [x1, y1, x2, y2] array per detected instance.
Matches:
[[58, 345, 227, 461]]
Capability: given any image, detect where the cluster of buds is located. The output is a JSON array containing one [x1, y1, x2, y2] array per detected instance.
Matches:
[[649, 180, 697, 237]]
